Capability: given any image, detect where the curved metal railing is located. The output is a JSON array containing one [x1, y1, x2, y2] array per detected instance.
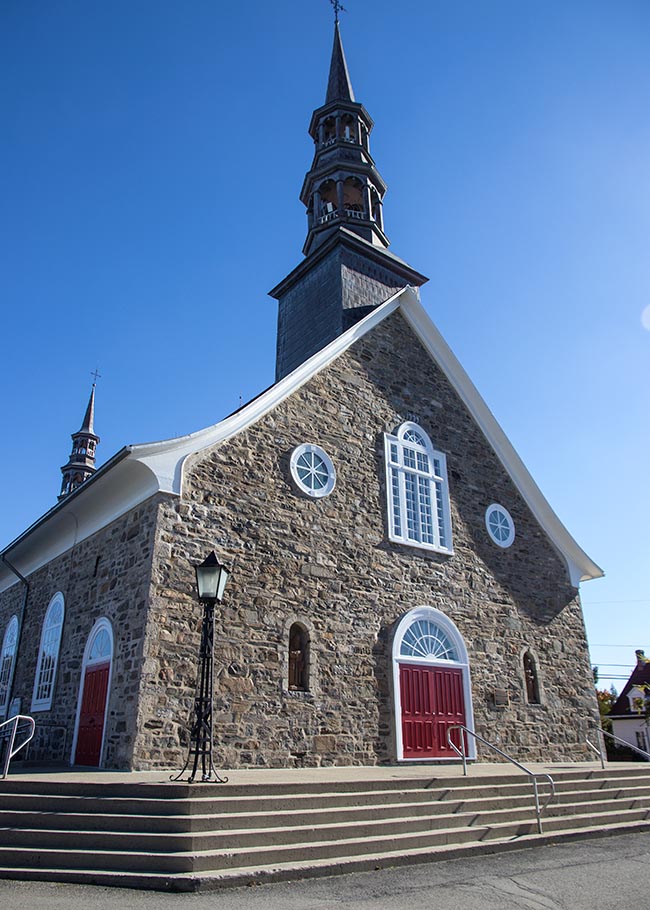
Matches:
[[447, 724, 555, 834], [587, 725, 650, 769], [0, 715, 35, 779]]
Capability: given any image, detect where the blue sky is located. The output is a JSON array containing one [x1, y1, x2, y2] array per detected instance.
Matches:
[[2, 0, 649, 692]]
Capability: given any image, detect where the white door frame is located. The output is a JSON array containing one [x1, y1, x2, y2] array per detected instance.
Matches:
[[70, 617, 114, 767], [392, 606, 475, 761]]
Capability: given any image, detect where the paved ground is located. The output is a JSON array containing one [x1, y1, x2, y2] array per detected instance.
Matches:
[[0, 831, 647, 910]]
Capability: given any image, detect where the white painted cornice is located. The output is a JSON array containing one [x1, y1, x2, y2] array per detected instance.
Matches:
[[0, 285, 602, 590]]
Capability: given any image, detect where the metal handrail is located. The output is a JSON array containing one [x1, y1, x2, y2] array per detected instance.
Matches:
[[587, 724, 650, 769], [447, 724, 555, 834], [0, 715, 35, 779]]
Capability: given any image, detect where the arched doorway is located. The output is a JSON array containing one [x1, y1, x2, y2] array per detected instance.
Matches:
[[72, 618, 113, 767], [392, 607, 474, 761]]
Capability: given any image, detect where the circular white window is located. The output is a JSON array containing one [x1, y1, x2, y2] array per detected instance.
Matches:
[[485, 504, 515, 548], [290, 444, 336, 498]]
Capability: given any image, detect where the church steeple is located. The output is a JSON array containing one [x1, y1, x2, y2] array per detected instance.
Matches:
[[326, 21, 354, 104], [270, 18, 428, 382], [58, 382, 100, 501], [301, 23, 388, 257]]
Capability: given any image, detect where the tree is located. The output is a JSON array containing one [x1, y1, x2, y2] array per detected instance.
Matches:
[[596, 685, 617, 733]]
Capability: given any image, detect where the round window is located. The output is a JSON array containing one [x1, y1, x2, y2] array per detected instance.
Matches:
[[290, 444, 336, 498], [485, 504, 515, 548]]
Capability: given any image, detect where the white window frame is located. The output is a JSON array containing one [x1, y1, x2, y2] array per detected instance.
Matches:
[[485, 503, 515, 548], [290, 443, 336, 498], [31, 592, 65, 712], [384, 422, 453, 554], [0, 614, 19, 719]]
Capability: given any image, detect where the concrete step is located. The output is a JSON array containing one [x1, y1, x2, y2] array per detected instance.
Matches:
[[1, 766, 650, 889], [2, 787, 649, 845], [3, 816, 650, 893], [2, 799, 650, 875]]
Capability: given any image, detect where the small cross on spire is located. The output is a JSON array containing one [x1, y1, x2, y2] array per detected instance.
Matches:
[[91, 368, 102, 386], [329, 0, 346, 24]]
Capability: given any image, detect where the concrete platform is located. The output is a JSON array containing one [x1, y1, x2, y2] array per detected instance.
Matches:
[[3, 759, 639, 787]]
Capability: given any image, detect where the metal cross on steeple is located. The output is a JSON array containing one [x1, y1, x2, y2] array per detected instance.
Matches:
[[91, 368, 102, 385], [329, 0, 346, 24]]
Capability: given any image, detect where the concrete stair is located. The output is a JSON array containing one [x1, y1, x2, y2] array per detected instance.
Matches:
[[1, 765, 649, 891]]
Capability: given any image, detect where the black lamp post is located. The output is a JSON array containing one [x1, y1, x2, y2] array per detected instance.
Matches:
[[172, 552, 230, 783]]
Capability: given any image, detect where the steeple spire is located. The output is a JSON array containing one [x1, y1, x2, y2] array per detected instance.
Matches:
[[326, 21, 354, 104], [58, 381, 100, 501]]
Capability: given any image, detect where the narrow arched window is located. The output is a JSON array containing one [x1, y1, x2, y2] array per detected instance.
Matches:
[[0, 615, 19, 718], [523, 651, 541, 705], [384, 422, 452, 553], [31, 593, 65, 712], [288, 623, 309, 691]]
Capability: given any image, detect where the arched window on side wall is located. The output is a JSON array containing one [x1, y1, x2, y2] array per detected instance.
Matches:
[[288, 623, 309, 691], [523, 650, 541, 705], [32, 593, 65, 712], [0, 615, 19, 718]]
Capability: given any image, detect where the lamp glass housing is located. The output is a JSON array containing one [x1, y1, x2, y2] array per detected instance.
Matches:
[[195, 552, 229, 603]]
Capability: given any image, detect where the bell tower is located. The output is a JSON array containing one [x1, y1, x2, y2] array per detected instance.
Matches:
[[301, 20, 388, 256], [58, 381, 100, 501], [271, 19, 428, 381]]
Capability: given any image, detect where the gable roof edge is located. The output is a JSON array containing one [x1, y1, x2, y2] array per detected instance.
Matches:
[[131, 288, 410, 495], [399, 295, 603, 585]]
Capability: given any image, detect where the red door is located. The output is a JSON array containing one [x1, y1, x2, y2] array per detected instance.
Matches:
[[75, 662, 110, 766], [400, 663, 465, 758]]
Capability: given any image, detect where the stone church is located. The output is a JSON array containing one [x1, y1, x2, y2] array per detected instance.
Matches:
[[0, 23, 603, 771]]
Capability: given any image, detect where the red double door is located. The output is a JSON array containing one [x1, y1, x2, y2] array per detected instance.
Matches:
[[74, 662, 110, 766], [400, 663, 465, 758]]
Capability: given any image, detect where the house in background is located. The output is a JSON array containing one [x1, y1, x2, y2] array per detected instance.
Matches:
[[0, 22, 603, 771], [608, 650, 650, 758]]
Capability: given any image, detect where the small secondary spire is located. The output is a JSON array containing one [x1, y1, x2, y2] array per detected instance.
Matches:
[[58, 378, 101, 501]]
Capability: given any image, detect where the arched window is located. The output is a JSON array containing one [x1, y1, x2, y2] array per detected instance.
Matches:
[[0, 615, 19, 718], [523, 650, 541, 704], [288, 623, 309, 691], [384, 422, 453, 553], [343, 177, 364, 216], [31, 593, 65, 712], [319, 180, 338, 221]]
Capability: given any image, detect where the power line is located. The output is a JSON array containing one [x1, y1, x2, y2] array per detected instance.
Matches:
[[591, 644, 645, 648]]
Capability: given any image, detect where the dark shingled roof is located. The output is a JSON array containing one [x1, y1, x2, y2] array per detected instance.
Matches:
[[326, 22, 354, 103], [610, 650, 650, 716]]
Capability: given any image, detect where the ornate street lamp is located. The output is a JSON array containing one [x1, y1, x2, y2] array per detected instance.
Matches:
[[172, 552, 230, 783]]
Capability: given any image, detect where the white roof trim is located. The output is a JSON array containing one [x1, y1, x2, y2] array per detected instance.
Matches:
[[398, 298, 603, 585], [1, 285, 602, 589]]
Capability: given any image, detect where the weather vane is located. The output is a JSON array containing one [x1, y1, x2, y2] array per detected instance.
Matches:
[[329, 0, 346, 24]]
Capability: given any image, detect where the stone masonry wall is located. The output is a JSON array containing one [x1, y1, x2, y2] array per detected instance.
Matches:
[[135, 310, 600, 769], [0, 498, 159, 769]]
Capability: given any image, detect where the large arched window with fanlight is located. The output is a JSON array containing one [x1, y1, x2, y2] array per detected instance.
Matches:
[[0, 615, 19, 719], [384, 422, 453, 553], [31, 593, 65, 712]]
